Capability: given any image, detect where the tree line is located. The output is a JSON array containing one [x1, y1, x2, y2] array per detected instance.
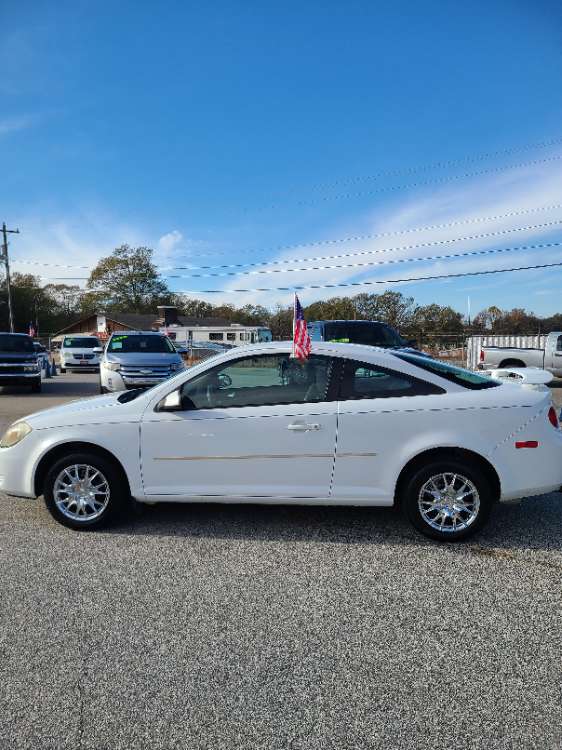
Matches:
[[1, 245, 560, 343]]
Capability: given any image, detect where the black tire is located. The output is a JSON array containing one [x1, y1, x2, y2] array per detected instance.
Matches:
[[498, 359, 525, 368], [43, 451, 129, 530], [400, 459, 492, 542], [31, 380, 42, 393]]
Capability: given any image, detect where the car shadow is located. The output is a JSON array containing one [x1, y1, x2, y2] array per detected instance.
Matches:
[[0, 379, 99, 398], [105, 493, 562, 556]]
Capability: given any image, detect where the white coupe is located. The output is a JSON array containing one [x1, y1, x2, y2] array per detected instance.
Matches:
[[1, 342, 561, 541]]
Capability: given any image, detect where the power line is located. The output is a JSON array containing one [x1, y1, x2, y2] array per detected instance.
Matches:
[[33, 237, 562, 282], [254, 135, 562, 201], [160, 240, 562, 280], [169, 261, 562, 294], [44, 257, 562, 293], [164, 218, 562, 273], [171, 201, 562, 259], [250, 154, 562, 212], [11, 205, 562, 272]]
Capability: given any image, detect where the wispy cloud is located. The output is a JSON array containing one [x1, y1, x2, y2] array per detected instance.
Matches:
[[0, 116, 35, 137], [8, 211, 144, 286]]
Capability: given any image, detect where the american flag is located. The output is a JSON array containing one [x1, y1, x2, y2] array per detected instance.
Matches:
[[292, 293, 311, 360]]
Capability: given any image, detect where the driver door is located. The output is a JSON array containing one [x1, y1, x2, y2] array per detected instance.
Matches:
[[140, 353, 339, 500]]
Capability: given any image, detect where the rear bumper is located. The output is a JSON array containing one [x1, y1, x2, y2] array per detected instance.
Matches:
[[493, 425, 562, 502]]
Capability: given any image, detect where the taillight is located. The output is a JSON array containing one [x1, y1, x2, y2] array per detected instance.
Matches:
[[480, 349, 485, 362], [548, 406, 558, 428]]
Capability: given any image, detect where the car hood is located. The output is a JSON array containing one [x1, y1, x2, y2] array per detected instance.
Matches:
[[19, 392, 148, 430], [105, 352, 181, 365]]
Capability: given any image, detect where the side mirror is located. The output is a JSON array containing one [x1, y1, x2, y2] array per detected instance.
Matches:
[[158, 389, 182, 412], [93, 347, 103, 354]]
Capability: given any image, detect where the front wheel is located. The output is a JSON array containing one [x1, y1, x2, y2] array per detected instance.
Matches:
[[31, 380, 42, 393], [43, 452, 128, 530], [401, 460, 492, 541]]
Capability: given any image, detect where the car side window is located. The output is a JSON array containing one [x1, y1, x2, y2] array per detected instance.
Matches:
[[557, 336, 562, 352], [339, 359, 445, 400], [179, 354, 335, 409]]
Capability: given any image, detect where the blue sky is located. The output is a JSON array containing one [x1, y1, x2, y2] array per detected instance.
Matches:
[[2, 0, 562, 317]]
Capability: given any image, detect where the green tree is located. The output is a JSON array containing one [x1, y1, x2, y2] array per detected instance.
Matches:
[[86, 245, 171, 313], [178, 297, 215, 319], [269, 304, 293, 339], [305, 296, 357, 321]]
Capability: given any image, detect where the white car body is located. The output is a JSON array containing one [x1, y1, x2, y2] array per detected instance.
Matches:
[[60, 335, 101, 372], [1, 342, 561, 521]]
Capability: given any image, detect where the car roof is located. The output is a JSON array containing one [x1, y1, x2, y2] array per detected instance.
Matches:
[[108, 330, 164, 336], [308, 319, 388, 325], [215, 340, 402, 363]]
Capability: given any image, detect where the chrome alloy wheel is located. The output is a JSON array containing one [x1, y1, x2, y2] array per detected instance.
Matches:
[[53, 464, 110, 522], [418, 472, 480, 533]]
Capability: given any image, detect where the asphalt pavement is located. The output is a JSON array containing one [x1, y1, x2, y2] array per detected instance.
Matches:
[[0, 373, 561, 749]]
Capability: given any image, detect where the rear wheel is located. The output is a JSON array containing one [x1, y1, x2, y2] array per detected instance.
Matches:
[[401, 459, 492, 541], [498, 359, 525, 368], [43, 452, 128, 530]]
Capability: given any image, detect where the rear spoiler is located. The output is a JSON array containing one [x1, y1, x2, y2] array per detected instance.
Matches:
[[482, 367, 553, 386]]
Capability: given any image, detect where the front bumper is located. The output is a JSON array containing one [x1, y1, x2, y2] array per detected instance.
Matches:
[[0, 373, 41, 385], [102, 369, 173, 392], [61, 361, 100, 369]]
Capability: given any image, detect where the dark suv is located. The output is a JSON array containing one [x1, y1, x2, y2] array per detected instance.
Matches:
[[0, 333, 42, 392]]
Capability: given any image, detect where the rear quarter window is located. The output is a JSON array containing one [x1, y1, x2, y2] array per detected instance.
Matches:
[[340, 359, 445, 400], [394, 353, 501, 390]]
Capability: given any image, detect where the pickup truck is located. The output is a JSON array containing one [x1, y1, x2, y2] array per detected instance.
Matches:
[[479, 331, 562, 376], [0, 333, 42, 392]]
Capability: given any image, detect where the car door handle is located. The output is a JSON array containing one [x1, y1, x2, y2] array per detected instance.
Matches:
[[288, 422, 321, 432]]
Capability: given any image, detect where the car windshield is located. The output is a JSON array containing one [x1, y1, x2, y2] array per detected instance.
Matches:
[[394, 352, 500, 390], [107, 334, 175, 353], [0, 334, 35, 353], [63, 337, 99, 348], [323, 322, 405, 347]]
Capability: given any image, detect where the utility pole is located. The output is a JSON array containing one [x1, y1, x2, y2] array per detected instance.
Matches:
[[1, 222, 19, 333]]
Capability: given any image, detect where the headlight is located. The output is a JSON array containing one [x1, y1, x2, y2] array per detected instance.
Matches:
[[104, 362, 121, 371], [24, 365, 39, 372], [0, 421, 32, 448]]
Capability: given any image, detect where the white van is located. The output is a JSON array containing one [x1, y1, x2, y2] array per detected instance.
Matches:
[[59, 335, 101, 373]]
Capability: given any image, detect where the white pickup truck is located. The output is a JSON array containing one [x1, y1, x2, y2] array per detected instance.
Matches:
[[479, 331, 562, 375]]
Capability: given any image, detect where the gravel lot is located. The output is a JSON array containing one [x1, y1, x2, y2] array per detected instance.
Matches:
[[1, 374, 561, 749]]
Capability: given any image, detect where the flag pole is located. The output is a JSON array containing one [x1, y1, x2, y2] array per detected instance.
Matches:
[[292, 292, 297, 358]]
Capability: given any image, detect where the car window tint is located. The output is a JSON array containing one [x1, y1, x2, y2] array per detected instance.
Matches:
[[180, 354, 335, 409], [340, 359, 445, 400], [557, 336, 562, 352], [108, 335, 174, 353], [393, 352, 500, 390]]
